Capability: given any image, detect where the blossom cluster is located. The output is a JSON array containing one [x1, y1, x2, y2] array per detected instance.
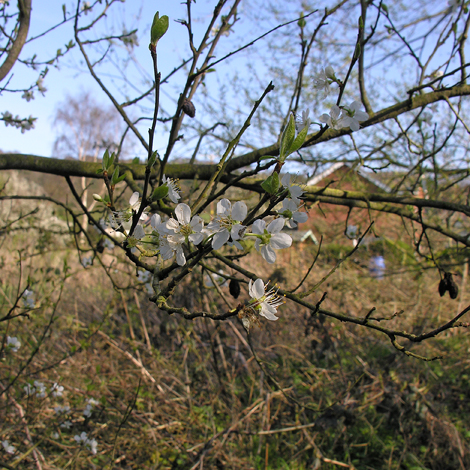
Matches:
[[24, 381, 63, 398], [1, 111, 36, 133], [74, 431, 98, 454], [102, 174, 307, 267], [311, 65, 369, 132]]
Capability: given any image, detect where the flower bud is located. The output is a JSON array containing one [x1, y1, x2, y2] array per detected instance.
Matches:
[[150, 12, 169, 46], [182, 98, 196, 118]]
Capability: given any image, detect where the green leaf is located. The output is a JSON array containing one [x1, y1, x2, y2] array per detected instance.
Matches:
[[280, 114, 296, 161], [150, 12, 169, 46], [132, 157, 140, 164], [102, 149, 109, 169], [152, 185, 169, 201], [261, 173, 280, 195], [111, 166, 120, 185], [287, 124, 309, 156], [62, 4, 66, 20], [148, 150, 159, 168], [354, 43, 361, 59], [381, 3, 389, 14]]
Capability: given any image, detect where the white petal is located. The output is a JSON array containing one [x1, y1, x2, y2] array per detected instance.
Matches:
[[175, 203, 191, 225], [319, 114, 330, 124], [252, 279, 265, 298], [270, 233, 292, 250], [267, 218, 285, 234], [261, 245, 276, 263], [189, 232, 204, 245], [129, 192, 139, 206], [212, 230, 230, 250], [133, 225, 145, 239], [252, 219, 266, 234], [217, 199, 231, 216], [293, 212, 308, 224], [281, 174, 290, 187], [166, 218, 179, 232], [331, 105, 341, 120], [349, 119, 360, 131], [260, 305, 278, 321], [254, 238, 261, 251], [151, 214, 161, 229], [176, 249, 186, 266], [232, 201, 247, 221]]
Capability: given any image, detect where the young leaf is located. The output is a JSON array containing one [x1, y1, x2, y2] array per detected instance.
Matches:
[[287, 124, 309, 156], [261, 173, 280, 195], [279, 114, 296, 162], [152, 185, 169, 201], [151, 12, 169, 46]]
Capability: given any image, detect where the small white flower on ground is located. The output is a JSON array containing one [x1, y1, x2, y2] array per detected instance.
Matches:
[[248, 278, 284, 321], [22, 289, 35, 308], [60, 420, 72, 429], [251, 218, 292, 264], [74, 432, 97, 454], [81, 256, 92, 268], [340, 101, 369, 131], [24, 383, 35, 396], [83, 397, 99, 417], [207, 199, 247, 250], [278, 199, 308, 228], [52, 383, 64, 398], [162, 175, 181, 204], [6, 336, 21, 352], [2, 440, 15, 454], [319, 105, 344, 130], [34, 381, 46, 398], [52, 432, 59, 439], [280, 175, 304, 205], [54, 405, 70, 415]]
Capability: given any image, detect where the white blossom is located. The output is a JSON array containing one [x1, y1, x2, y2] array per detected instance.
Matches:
[[52, 383, 64, 398], [36, 77, 47, 93], [251, 218, 292, 264], [340, 101, 369, 131], [162, 175, 181, 204], [6, 336, 21, 352], [319, 104, 344, 130], [280, 175, 304, 205], [313, 66, 336, 99], [278, 199, 308, 228], [295, 109, 311, 132], [248, 278, 284, 321], [22, 90, 34, 102], [81, 256, 92, 268], [22, 289, 35, 308], [207, 199, 247, 250], [166, 203, 205, 246], [34, 381, 46, 398], [2, 440, 15, 454], [74, 432, 97, 454]]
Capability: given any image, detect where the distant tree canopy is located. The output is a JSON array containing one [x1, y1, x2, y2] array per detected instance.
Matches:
[[1, 0, 470, 357]]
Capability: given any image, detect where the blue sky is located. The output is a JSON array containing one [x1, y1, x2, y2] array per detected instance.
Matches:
[[0, 0, 239, 157]]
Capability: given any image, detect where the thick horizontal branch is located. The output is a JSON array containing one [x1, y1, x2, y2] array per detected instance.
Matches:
[[1, 85, 469, 179]]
